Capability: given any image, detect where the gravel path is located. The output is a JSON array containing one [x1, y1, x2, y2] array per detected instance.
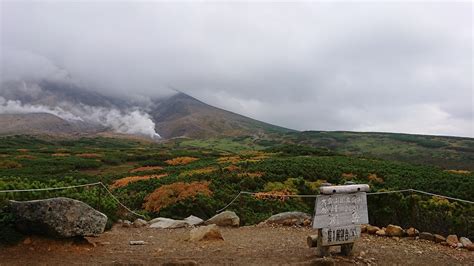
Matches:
[[1, 225, 472, 265]]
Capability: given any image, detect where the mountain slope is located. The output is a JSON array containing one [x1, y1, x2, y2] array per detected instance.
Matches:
[[150, 92, 293, 139], [0, 113, 104, 136]]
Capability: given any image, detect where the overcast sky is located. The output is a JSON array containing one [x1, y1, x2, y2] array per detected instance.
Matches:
[[1, 1, 472, 137]]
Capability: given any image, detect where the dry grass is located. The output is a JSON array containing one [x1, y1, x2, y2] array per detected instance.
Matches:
[[165, 157, 199, 166], [368, 173, 384, 184], [15, 155, 36, 160], [217, 156, 241, 164], [111, 174, 168, 189], [237, 172, 264, 178], [17, 149, 29, 153], [444, 169, 471, 174]]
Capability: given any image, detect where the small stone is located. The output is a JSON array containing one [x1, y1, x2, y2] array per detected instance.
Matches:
[[23, 237, 32, 245], [122, 220, 132, 228], [419, 232, 435, 242], [446, 235, 459, 246], [406, 227, 419, 237], [162, 260, 199, 266], [375, 229, 386, 236], [359, 251, 366, 257], [434, 234, 446, 243], [129, 240, 146, 245], [465, 244, 474, 251], [459, 237, 472, 247], [133, 218, 148, 228]]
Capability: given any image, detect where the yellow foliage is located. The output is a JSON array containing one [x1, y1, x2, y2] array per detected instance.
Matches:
[[52, 153, 70, 157], [130, 166, 164, 173], [224, 165, 241, 172], [111, 174, 168, 189], [254, 190, 294, 201], [217, 156, 241, 164], [143, 181, 212, 212], [165, 156, 198, 166], [444, 169, 471, 175], [368, 173, 384, 184], [237, 172, 264, 178]]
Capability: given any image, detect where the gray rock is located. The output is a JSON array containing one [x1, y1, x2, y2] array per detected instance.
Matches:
[[189, 224, 224, 241], [122, 220, 132, 228], [184, 215, 204, 226], [149, 218, 188, 229], [419, 232, 435, 242], [133, 218, 148, 227], [460, 237, 472, 247], [9, 197, 107, 238], [265, 211, 311, 226], [205, 211, 239, 227]]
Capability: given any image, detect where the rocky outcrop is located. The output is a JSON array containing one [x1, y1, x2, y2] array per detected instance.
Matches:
[[184, 215, 204, 226], [189, 224, 224, 241], [9, 197, 107, 238], [205, 211, 239, 227], [264, 211, 311, 226]]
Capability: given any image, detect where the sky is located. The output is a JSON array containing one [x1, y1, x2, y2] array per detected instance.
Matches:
[[1, 1, 472, 137]]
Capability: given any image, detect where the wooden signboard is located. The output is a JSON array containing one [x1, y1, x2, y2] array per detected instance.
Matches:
[[321, 225, 361, 246], [313, 192, 368, 229]]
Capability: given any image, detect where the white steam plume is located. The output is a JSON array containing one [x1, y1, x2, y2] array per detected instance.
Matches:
[[0, 96, 161, 139]]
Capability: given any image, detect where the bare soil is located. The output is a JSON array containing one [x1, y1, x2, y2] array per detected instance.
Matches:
[[1, 225, 472, 265]]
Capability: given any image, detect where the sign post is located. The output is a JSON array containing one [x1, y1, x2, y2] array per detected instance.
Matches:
[[312, 184, 369, 256]]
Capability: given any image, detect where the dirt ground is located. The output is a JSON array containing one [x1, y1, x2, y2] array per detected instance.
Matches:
[[1, 225, 473, 265]]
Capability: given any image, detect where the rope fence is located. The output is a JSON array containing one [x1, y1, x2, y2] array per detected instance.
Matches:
[[0, 181, 146, 219], [216, 188, 474, 213], [1, 182, 472, 216]]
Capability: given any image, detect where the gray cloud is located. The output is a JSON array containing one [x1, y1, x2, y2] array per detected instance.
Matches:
[[1, 1, 472, 137]]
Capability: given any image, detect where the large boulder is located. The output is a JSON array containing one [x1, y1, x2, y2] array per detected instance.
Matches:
[[205, 211, 239, 227], [189, 224, 224, 241], [265, 211, 311, 226], [385, 224, 404, 237], [9, 197, 107, 238]]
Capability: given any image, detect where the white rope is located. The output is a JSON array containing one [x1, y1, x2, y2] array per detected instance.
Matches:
[[0, 181, 146, 218], [98, 182, 147, 219], [216, 188, 474, 212], [0, 182, 102, 193]]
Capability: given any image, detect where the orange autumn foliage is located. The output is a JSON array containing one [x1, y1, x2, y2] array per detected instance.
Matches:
[[179, 167, 217, 177], [165, 157, 198, 166], [52, 153, 70, 157], [130, 166, 164, 173], [217, 156, 241, 164], [111, 174, 168, 189], [237, 172, 264, 178], [143, 181, 212, 212]]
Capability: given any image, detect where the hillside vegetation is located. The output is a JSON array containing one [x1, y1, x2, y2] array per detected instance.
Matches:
[[0, 135, 473, 243]]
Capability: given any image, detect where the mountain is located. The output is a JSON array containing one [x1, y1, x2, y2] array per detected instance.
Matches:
[[0, 80, 293, 139], [0, 113, 104, 136], [150, 92, 292, 139]]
